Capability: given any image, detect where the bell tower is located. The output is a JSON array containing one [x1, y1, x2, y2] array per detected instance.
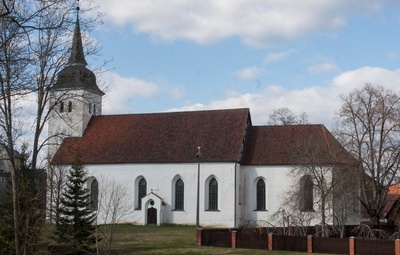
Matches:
[[48, 5, 104, 158]]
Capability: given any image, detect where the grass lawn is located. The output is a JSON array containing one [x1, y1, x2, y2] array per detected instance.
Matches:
[[101, 224, 335, 255]]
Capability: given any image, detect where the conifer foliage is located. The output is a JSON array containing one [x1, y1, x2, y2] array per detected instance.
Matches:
[[0, 147, 46, 254], [50, 156, 97, 255]]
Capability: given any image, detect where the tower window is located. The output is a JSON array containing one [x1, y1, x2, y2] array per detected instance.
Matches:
[[93, 104, 96, 115], [89, 103, 92, 113], [68, 101, 72, 112], [60, 102, 64, 113]]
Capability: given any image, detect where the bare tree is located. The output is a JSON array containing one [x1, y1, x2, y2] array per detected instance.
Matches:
[[0, 0, 102, 253], [335, 84, 400, 226], [276, 127, 357, 237], [95, 175, 133, 255], [268, 107, 309, 125]]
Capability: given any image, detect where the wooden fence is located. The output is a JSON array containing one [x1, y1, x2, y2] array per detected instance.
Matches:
[[196, 228, 400, 255]]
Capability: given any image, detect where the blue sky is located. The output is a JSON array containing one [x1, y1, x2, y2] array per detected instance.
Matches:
[[84, 0, 400, 128]]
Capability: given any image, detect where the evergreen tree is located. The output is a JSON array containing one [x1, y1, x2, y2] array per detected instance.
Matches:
[[50, 155, 97, 255], [0, 146, 46, 254]]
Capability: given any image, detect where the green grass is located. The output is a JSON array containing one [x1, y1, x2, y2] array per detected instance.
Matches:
[[99, 224, 335, 255]]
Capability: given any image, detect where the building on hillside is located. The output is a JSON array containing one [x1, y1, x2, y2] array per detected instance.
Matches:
[[49, 14, 361, 228]]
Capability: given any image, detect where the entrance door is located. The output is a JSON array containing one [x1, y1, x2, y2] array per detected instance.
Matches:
[[147, 207, 157, 225]]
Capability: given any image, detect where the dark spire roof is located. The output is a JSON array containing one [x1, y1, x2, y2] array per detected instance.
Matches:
[[68, 15, 87, 66], [53, 11, 104, 95]]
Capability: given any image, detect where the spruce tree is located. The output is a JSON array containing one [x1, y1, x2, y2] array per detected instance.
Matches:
[[0, 147, 46, 254], [50, 155, 96, 255]]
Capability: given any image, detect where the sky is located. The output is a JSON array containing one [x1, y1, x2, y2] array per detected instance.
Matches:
[[83, 0, 400, 129]]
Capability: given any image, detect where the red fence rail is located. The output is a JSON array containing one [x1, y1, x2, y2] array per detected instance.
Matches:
[[197, 228, 400, 255]]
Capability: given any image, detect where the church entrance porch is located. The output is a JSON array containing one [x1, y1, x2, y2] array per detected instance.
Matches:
[[141, 192, 165, 226]]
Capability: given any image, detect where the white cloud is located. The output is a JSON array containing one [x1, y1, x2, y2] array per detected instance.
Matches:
[[332, 66, 400, 92], [232, 66, 263, 80], [97, 0, 394, 47], [308, 63, 340, 74], [101, 72, 184, 114], [167, 66, 400, 128], [264, 48, 296, 63]]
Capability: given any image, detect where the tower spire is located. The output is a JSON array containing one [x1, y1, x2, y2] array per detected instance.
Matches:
[[68, 0, 87, 66]]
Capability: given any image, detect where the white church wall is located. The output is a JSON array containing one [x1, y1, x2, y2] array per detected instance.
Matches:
[[86, 162, 238, 228], [240, 165, 293, 227]]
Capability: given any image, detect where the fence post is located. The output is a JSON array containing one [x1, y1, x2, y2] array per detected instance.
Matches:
[[231, 230, 237, 248], [268, 233, 273, 250], [349, 236, 355, 255], [307, 235, 313, 253], [196, 227, 202, 246], [395, 239, 400, 255]]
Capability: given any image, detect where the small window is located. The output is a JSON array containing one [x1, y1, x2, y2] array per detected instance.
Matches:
[[93, 104, 96, 115], [60, 102, 64, 113], [90, 179, 98, 210], [89, 103, 92, 114], [175, 179, 184, 210], [68, 101, 72, 112], [300, 175, 314, 212], [256, 179, 266, 210], [138, 178, 147, 209], [208, 178, 218, 210]]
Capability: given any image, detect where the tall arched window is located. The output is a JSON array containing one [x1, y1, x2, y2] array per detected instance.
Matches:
[[89, 103, 92, 113], [59, 102, 64, 113], [208, 178, 218, 210], [300, 175, 314, 212], [175, 178, 184, 210], [93, 104, 96, 115], [138, 178, 147, 209], [256, 179, 266, 210], [90, 179, 98, 210]]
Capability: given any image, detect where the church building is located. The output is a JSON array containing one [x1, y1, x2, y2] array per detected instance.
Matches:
[[49, 14, 361, 228]]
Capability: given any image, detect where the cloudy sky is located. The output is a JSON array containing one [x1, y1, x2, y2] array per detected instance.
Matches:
[[85, 0, 400, 128]]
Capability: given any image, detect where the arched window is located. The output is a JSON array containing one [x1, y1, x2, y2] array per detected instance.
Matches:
[[208, 178, 218, 210], [175, 178, 184, 210], [68, 101, 72, 112], [138, 178, 147, 209], [300, 175, 314, 212], [60, 102, 64, 113], [89, 103, 92, 113], [90, 179, 98, 210], [93, 104, 96, 115], [256, 179, 266, 210]]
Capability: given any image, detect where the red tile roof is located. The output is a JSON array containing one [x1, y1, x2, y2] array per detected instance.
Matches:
[[52, 108, 251, 164], [240, 125, 357, 165], [52, 108, 356, 167]]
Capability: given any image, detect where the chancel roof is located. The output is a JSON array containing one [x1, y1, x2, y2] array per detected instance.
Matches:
[[240, 124, 357, 166]]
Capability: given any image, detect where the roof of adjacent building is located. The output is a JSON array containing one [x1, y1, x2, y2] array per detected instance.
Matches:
[[52, 108, 357, 167]]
